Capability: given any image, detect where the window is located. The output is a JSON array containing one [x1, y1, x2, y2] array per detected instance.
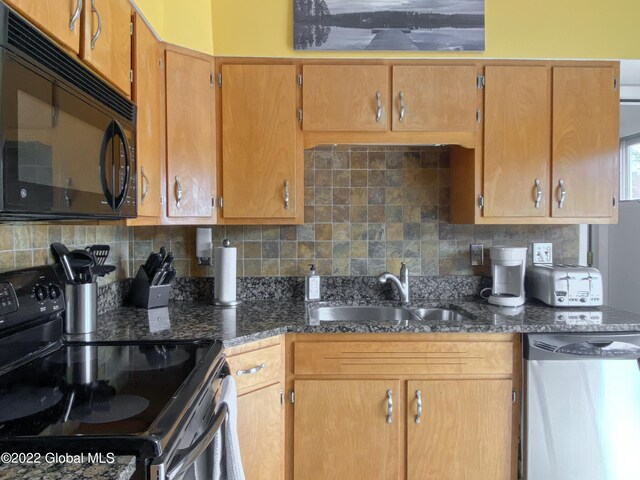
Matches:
[[620, 134, 640, 200]]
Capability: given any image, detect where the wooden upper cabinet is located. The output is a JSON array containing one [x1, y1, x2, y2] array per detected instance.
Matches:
[[294, 379, 400, 480], [483, 66, 550, 218], [302, 65, 389, 132], [391, 65, 478, 132], [165, 49, 215, 219], [81, 0, 132, 97], [551, 66, 619, 218], [6, 0, 82, 54], [132, 16, 163, 219], [407, 379, 512, 480], [221, 64, 300, 221]]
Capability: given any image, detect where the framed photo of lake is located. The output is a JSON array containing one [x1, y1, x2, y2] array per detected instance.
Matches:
[[294, 0, 485, 51]]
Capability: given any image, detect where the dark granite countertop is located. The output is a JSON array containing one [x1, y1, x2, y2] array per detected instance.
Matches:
[[0, 455, 135, 480], [93, 297, 640, 347]]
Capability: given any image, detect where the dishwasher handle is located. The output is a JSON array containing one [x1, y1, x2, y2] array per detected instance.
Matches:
[[525, 333, 640, 361]]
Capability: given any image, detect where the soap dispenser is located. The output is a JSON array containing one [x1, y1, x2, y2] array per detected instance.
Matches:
[[305, 264, 321, 301]]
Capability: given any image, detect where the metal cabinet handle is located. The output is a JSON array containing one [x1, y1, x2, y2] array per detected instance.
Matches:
[[399, 91, 405, 123], [415, 389, 423, 424], [386, 389, 393, 424], [69, 0, 82, 31], [558, 179, 566, 209], [534, 178, 542, 209], [140, 166, 150, 204], [376, 91, 382, 123], [284, 180, 290, 209], [90, 0, 102, 50], [236, 363, 266, 376], [175, 176, 182, 208]]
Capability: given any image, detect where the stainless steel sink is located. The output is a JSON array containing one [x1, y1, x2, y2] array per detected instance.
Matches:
[[308, 305, 415, 322], [409, 308, 471, 322]]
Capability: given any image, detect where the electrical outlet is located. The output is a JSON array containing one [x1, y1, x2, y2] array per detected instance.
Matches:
[[470, 244, 484, 266], [532, 242, 553, 265]]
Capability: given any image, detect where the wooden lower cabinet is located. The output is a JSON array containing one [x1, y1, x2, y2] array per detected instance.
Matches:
[[288, 334, 518, 480], [237, 382, 285, 480], [407, 379, 513, 480], [293, 379, 400, 480]]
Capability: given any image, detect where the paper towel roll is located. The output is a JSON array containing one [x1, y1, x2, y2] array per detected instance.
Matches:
[[214, 245, 237, 304]]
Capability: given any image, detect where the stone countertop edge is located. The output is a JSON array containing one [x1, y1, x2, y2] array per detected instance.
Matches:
[[93, 297, 640, 347], [0, 455, 136, 480]]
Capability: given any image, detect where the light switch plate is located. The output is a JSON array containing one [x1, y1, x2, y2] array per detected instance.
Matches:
[[532, 242, 553, 264], [470, 244, 484, 266]]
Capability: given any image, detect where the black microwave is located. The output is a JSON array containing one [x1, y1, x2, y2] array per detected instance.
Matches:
[[0, 3, 136, 220]]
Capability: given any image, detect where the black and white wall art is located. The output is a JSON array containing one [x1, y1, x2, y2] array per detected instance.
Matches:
[[294, 0, 485, 51]]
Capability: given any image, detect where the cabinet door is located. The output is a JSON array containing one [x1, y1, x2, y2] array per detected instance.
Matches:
[[302, 65, 388, 131], [81, 0, 132, 96], [392, 66, 477, 132], [407, 380, 512, 480], [484, 66, 550, 218], [6, 0, 81, 54], [294, 379, 400, 480], [551, 66, 619, 218], [132, 16, 162, 218], [237, 383, 284, 480], [165, 50, 215, 218], [221, 64, 299, 220]]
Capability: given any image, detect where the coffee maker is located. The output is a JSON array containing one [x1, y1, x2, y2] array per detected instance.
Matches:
[[484, 246, 528, 307]]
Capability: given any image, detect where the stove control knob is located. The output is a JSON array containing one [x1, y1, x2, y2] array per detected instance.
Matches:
[[35, 285, 48, 302], [48, 284, 62, 300]]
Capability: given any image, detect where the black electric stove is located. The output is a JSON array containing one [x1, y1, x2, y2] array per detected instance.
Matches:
[[0, 266, 227, 479]]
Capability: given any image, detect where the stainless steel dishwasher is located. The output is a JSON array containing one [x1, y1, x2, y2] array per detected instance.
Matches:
[[522, 333, 640, 480]]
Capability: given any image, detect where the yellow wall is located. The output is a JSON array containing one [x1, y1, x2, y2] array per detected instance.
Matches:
[[211, 0, 640, 59], [132, 0, 215, 55]]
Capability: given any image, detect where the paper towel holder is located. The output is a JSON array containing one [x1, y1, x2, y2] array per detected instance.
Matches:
[[214, 238, 241, 307]]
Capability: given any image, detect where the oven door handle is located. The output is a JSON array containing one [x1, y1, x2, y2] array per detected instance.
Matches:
[[151, 402, 228, 480]]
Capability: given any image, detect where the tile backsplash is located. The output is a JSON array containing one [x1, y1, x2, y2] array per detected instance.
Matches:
[[0, 146, 580, 280], [0, 224, 130, 284]]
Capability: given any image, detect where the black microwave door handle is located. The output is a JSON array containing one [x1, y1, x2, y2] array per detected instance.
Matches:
[[99, 121, 114, 209], [112, 120, 131, 212]]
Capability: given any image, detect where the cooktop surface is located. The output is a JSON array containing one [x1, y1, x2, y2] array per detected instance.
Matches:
[[0, 342, 214, 438]]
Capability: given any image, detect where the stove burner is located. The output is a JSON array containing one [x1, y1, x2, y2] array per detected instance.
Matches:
[[0, 386, 63, 422], [70, 394, 149, 424]]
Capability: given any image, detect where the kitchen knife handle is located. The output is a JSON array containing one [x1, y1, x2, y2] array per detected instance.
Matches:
[[70, 0, 82, 31]]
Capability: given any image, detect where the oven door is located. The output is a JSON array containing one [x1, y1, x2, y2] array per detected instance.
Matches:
[[0, 49, 135, 219], [150, 369, 229, 480]]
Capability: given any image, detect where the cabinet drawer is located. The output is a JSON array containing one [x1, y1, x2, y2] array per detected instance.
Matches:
[[294, 341, 513, 376], [227, 345, 282, 393]]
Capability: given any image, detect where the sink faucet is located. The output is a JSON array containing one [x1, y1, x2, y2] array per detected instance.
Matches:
[[377, 262, 409, 306]]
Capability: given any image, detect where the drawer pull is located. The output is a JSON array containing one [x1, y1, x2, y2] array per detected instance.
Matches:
[[415, 389, 423, 424], [90, 0, 102, 50], [237, 363, 266, 376], [558, 179, 566, 209], [399, 91, 405, 123], [534, 178, 542, 209], [386, 389, 393, 424]]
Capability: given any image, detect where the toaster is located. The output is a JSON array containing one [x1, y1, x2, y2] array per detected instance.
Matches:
[[526, 265, 603, 307]]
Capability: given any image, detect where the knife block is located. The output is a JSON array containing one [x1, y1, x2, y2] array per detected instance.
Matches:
[[127, 267, 171, 309]]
